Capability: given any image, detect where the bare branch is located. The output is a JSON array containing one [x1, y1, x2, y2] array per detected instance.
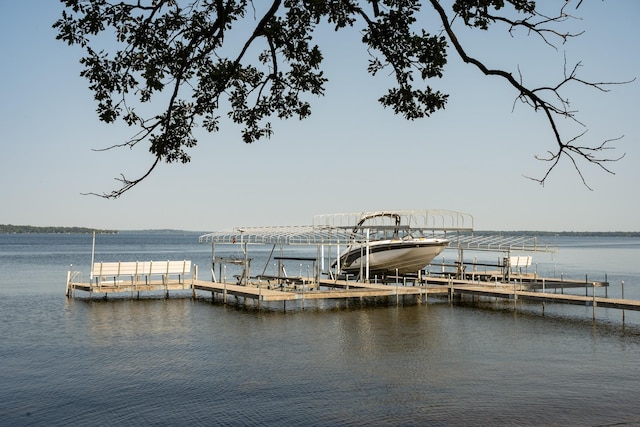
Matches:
[[429, 0, 629, 188], [487, 6, 583, 49], [55, 0, 630, 197], [82, 156, 162, 199]]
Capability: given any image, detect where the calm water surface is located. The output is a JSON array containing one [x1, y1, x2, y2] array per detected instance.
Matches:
[[2, 233, 640, 426]]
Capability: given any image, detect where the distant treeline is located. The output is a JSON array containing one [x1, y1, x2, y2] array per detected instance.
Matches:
[[1, 225, 638, 236], [0, 225, 117, 234], [474, 230, 640, 237]]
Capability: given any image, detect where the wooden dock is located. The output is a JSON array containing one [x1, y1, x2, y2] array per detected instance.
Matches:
[[67, 279, 194, 299], [192, 278, 451, 301], [65, 260, 194, 299], [64, 214, 636, 321], [450, 284, 640, 312], [65, 263, 640, 321], [67, 274, 640, 310]]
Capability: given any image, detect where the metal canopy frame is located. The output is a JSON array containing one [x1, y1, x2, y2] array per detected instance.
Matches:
[[198, 225, 354, 246], [198, 209, 476, 246], [197, 210, 556, 284], [198, 209, 555, 254], [313, 209, 474, 232], [449, 234, 557, 253]]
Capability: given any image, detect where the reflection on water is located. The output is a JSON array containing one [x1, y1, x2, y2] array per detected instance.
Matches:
[[2, 234, 640, 425], [82, 298, 193, 346]]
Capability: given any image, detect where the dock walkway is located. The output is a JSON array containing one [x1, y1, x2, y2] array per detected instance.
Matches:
[[447, 283, 640, 311], [192, 278, 449, 302], [190, 276, 640, 315], [68, 274, 640, 309], [66, 278, 193, 299], [66, 267, 640, 319]]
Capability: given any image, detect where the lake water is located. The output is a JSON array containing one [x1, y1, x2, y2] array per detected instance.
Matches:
[[2, 232, 640, 426]]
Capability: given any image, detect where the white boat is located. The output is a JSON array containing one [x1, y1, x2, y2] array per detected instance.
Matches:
[[335, 212, 449, 276]]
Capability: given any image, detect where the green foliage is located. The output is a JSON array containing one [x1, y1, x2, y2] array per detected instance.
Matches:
[[53, 0, 622, 197], [0, 225, 117, 234], [53, 1, 518, 158], [453, 0, 536, 29]]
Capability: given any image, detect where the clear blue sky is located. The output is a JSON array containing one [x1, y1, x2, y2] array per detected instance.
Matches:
[[1, 1, 638, 232]]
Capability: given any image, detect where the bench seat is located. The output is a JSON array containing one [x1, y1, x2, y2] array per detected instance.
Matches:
[[92, 260, 191, 286]]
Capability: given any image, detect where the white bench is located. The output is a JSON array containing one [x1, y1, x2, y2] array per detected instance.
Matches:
[[92, 260, 192, 287], [509, 256, 532, 268]]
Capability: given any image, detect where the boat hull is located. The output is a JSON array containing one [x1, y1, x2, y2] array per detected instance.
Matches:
[[338, 239, 449, 276]]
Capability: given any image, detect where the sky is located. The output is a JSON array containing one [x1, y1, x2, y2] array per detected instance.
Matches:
[[1, 1, 638, 232]]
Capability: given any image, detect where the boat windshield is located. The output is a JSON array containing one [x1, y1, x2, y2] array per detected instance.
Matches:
[[352, 213, 400, 240]]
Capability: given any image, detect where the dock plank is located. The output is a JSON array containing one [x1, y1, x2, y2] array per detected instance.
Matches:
[[192, 279, 446, 301], [66, 272, 640, 315], [450, 285, 640, 311]]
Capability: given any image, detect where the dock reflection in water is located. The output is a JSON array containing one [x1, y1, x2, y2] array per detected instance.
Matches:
[[2, 233, 640, 426]]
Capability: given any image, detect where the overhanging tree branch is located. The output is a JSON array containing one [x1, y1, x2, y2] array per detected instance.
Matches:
[[82, 155, 162, 198], [429, 0, 630, 189], [54, 0, 631, 197]]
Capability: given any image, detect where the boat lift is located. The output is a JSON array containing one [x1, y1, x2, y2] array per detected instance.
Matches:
[[199, 209, 477, 284]]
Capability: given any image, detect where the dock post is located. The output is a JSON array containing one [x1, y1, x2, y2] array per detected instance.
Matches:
[[592, 283, 597, 320], [191, 266, 196, 300], [223, 281, 227, 304], [622, 281, 625, 324], [542, 278, 546, 315], [65, 265, 72, 297], [585, 274, 589, 296], [395, 269, 399, 306]]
